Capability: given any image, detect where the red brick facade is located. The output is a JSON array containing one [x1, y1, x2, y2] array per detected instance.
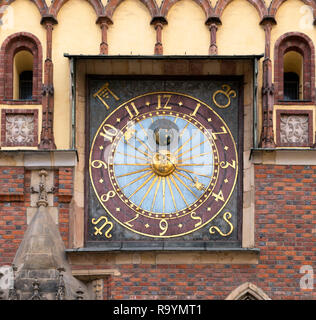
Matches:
[[1, 165, 315, 299], [0, 168, 71, 265]]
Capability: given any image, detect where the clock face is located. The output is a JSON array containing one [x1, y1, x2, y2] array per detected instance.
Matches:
[[89, 92, 238, 238]]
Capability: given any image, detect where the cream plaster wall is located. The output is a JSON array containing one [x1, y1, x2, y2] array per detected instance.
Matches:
[[107, 0, 156, 55], [0, 0, 46, 77], [217, 0, 265, 55], [53, 0, 100, 149], [163, 0, 209, 55]]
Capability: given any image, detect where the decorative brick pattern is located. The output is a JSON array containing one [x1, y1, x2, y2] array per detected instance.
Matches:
[[0, 168, 29, 265], [0, 167, 25, 202], [0, 32, 43, 104], [57, 168, 73, 203]]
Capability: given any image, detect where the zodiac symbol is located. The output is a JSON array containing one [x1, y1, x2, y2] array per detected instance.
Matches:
[[209, 212, 234, 237], [212, 84, 237, 109], [91, 216, 113, 238]]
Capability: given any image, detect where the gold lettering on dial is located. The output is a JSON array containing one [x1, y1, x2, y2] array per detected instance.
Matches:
[[100, 190, 116, 202], [211, 126, 227, 140], [220, 160, 236, 169], [100, 124, 118, 142], [190, 211, 202, 228], [125, 102, 140, 119], [157, 94, 172, 110], [159, 218, 168, 236], [190, 103, 201, 117], [212, 190, 225, 202], [91, 160, 108, 170], [125, 213, 140, 227]]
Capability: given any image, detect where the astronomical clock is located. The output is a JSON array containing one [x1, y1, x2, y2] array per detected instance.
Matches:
[[86, 77, 243, 249]]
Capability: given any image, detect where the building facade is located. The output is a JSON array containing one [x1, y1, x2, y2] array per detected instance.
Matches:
[[0, 0, 315, 300]]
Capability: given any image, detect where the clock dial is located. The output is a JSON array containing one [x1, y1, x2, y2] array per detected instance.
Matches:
[[89, 92, 238, 238]]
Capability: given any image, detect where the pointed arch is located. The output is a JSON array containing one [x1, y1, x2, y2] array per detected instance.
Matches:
[[104, 0, 159, 19], [49, 0, 104, 18], [269, 0, 316, 19], [215, 0, 268, 20], [226, 282, 271, 300], [160, 0, 212, 18]]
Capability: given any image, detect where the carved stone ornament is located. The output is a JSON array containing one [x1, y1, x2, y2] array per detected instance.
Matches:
[[280, 114, 309, 145], [6, 114, 35, 145], [29, 278, 42, 300], [56, 267, 66, 300], [30, 170, 56, 207]]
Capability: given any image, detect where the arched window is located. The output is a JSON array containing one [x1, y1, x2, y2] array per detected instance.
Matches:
[[283, 51, 303, 101], [14, 50, 34, 100], [0, 32, 42, 104], [226, 282, 271, 300], [274, 32, 315, 104], [19, 71, 33, 100]]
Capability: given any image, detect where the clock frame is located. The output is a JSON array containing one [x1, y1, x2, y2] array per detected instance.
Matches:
[[85, 76, 243, 248]]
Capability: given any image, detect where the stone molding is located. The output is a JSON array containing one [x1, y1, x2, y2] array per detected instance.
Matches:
[[225, 282, 271, 300]]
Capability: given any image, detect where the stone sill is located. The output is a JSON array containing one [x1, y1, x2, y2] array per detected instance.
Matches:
[[66, 248, 260, 265], [0, 149, 78, 168], [251, 148, 316, 165]]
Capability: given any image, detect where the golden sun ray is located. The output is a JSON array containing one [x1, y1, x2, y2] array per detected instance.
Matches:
[[151, 176, 162, 211], [116, 167, 151, 178], [138, 175, 158, 207], [166, 176, 177, 212], [120, 171, 152, 191], [169, 175, 189, 207], [173, 172, 198, 198], [128, 173, 155, 200]]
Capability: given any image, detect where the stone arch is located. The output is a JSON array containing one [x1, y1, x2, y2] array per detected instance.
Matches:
[[160, 0, 212, 18], [0, 0, 48, 18], [0, 32, 43, 102], [215, 0, 268, 20], [49, 0, 103, 18], [269, 0, 316, 19], [226, 282, 271, 300], [104, 0, 159, 19], [274, 31, 315, 103]]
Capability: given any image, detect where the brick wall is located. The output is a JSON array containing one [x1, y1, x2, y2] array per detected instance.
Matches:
[[0, 165, 315, 299], [0, 167, 72, 265], [100, 164, 316, 300], [0, 168, 29, 265]]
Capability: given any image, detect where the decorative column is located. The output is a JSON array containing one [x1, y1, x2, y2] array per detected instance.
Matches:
[[96, 16, 113, 55], [259, 16, 277, 148], [150, 17, 167, 55], [206, 16, 221, 55], [39, 15, 57, 149]]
